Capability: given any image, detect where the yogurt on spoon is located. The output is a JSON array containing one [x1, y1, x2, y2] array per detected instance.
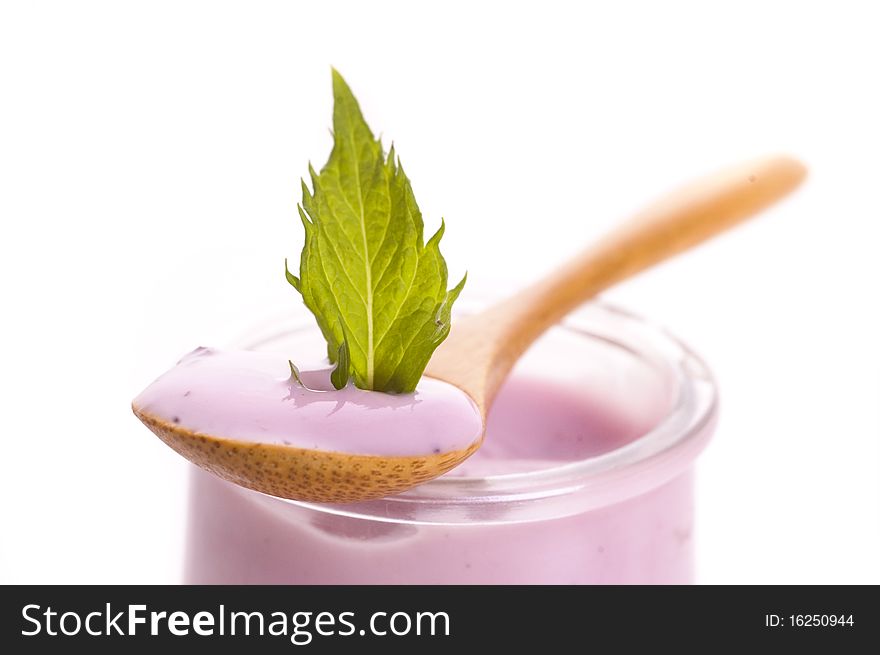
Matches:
[[132, 347, 483, 503], [131, 69, 805, 506]]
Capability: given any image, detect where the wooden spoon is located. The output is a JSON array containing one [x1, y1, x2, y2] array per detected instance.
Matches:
[[134, 154, 806, 503], [425, 154, 806, 418]]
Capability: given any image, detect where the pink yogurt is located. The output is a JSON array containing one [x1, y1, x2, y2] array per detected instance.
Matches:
[[133, 348, 483, 458], [183, 302, 717, 584]]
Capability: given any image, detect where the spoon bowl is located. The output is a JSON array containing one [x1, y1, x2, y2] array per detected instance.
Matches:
[[132, 407, 481, 503], [133, 154, 806, 502]]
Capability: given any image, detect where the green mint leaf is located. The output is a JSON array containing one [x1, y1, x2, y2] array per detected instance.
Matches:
[[284, 258, 300, 292], [288, 360, 305, 387], [330, 339, 351, 390], [288, 70, 465, 393]]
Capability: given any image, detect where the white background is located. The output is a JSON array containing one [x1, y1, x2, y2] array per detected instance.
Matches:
[[1, 0, 878, 584]]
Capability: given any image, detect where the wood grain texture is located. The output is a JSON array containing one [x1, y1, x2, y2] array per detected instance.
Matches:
[[133, 406, 480, 503]]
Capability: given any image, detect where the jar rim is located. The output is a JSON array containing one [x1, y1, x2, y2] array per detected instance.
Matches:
[[234, 301, 718, 525]]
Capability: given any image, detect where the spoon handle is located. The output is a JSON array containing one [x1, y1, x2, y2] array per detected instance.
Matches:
[[427, 154, 807, 412], [487, 154, 807, 352]]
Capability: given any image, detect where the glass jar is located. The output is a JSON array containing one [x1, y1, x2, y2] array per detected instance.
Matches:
[[184, 301, 717, 584]]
